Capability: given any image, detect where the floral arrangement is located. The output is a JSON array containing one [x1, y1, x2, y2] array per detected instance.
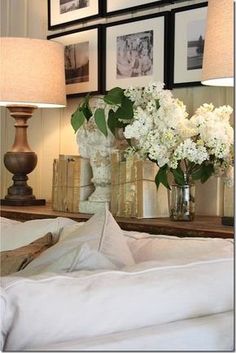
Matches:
[[71, 82, 233, 189], [123, 83, 233, 188]]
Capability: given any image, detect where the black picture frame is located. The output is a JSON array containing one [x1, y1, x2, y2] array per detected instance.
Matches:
[[103, 12, 170, 93], [169, 2, 208, 88], [48, 0, 104, 30], [47, 25, 103, 97], [104, 0, 172, 17]]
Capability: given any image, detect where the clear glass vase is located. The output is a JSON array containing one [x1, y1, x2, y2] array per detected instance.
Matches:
[[169, 183, 195, 221]]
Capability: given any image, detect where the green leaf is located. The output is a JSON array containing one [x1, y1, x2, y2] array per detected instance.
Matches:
[[200, 164, 214, 183], [114, 97, 134, 120], [116, 120, 127, 128], [71, 109, 85, 133], [192, 164, 214, 183], [80, 105, 93, 121], [126, 138, 132, 146], [171, 166, 185, 186], [81, 104, 92, 121], [155, 172, 161, 189], [107, 109, 117, 136], [94, 108, 108, 137], [192, 167, 203, 181], [83, 93, 90, 105], [81, 94, 92, 121], [104, 87, 124, 105], [155, 165, 170, 190]]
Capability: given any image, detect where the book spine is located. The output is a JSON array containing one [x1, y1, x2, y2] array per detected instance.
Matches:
[[52, 159, 59, 211]]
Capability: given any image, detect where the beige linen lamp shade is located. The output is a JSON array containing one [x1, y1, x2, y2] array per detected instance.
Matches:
[[0, 37, 66, 107], [201, 0, 233, 86]]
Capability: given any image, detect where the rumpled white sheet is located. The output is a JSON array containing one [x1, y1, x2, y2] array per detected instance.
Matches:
[[1, 257, 233, 351], [34, 311, 234, 351]]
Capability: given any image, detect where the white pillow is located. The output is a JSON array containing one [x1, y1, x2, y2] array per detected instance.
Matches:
[[18, 209, 134, 275], [1, 257, 233, 351], [0, 217, 20, 226], [123, 231, 233, 265], [39, 244, 117, 273], [59, 222, 85, 241], [0, 217, 77, 251]]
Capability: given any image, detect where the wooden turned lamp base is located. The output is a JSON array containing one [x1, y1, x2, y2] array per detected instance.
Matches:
[[1, 106, 45, 206]]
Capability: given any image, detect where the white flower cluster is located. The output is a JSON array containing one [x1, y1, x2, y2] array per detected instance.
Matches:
[[123, 83, 233, 176], [173, 139, 209, 166], [190, 103, 233, 159]]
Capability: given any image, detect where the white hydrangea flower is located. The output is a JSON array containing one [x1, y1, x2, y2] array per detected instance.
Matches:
[[177, 119, 197, 139], [149, 144, 169, 167], [168, 157, 178, 170], [146, 100, 157, 113], [190, 103, 233, 160], [174, 139, 209, 165], [195, 103, 214, 115], [214, 105, 233, 121]]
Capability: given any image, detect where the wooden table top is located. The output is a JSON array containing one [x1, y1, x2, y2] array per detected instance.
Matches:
[[0, 204, 234, 239]]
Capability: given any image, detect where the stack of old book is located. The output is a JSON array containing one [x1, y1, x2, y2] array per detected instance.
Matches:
[[52, 155, 94, 213], [110, 150, 169, 218]]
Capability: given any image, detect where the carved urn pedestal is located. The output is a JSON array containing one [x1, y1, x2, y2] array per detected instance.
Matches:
[[76, 123, 115, 214]]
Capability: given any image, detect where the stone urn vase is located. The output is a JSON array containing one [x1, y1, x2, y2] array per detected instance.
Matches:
[[76, 119, 115, 212]]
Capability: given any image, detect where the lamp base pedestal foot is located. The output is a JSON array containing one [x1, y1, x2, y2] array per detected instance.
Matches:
[[0, 198, 46, 206]]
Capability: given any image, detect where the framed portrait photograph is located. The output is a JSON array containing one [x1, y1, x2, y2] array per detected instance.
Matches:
[[105, 0, 170, 16], [48, 0, 103, 30], [48, 25, 102, 97], [104, 13, 169, 92], [170, 2, 208, 88]]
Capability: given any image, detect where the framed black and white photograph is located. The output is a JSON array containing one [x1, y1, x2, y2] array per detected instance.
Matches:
[[105, 0, 170, 16], [104, 13, 169, 92], [48, 25, 102, 96], [48, 0, 103, 30], [170, 2, 208, 87]]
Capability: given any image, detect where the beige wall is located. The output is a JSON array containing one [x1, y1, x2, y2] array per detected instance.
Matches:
[[0, 0, 233, 215]]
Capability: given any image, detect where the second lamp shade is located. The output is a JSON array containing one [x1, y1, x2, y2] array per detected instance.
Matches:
[[202, 0, 233, 86]]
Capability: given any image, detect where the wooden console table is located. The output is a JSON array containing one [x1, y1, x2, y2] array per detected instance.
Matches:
[[0, 204, 234, 239]]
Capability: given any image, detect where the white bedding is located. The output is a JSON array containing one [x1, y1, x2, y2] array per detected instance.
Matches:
[[1, 257, 233, 351], [35, 311, 234, 351], [0, 212, 234, 351], [0, 217, 77, 251]]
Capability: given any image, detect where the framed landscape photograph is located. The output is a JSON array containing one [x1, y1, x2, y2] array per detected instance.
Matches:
[[170, 2, 208, 87], [105, 0, 170, 16], [48, 25, 102, 97], [104, 13, 169, 92], [48, 0, 103, 30]]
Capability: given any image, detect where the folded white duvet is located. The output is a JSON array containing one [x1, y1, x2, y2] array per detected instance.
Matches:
[[1, 257, 233, 351], [35, 311, 234, 351]]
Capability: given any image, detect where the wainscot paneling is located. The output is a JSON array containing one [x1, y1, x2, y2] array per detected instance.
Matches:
[[0, 0, 234, 216]]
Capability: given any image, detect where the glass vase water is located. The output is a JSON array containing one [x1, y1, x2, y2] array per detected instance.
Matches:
[[169, 182, 195, 221]]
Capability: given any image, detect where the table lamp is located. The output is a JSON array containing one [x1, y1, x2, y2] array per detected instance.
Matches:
[[201, 0, 234, 226], [0, 37, 66, 206]]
